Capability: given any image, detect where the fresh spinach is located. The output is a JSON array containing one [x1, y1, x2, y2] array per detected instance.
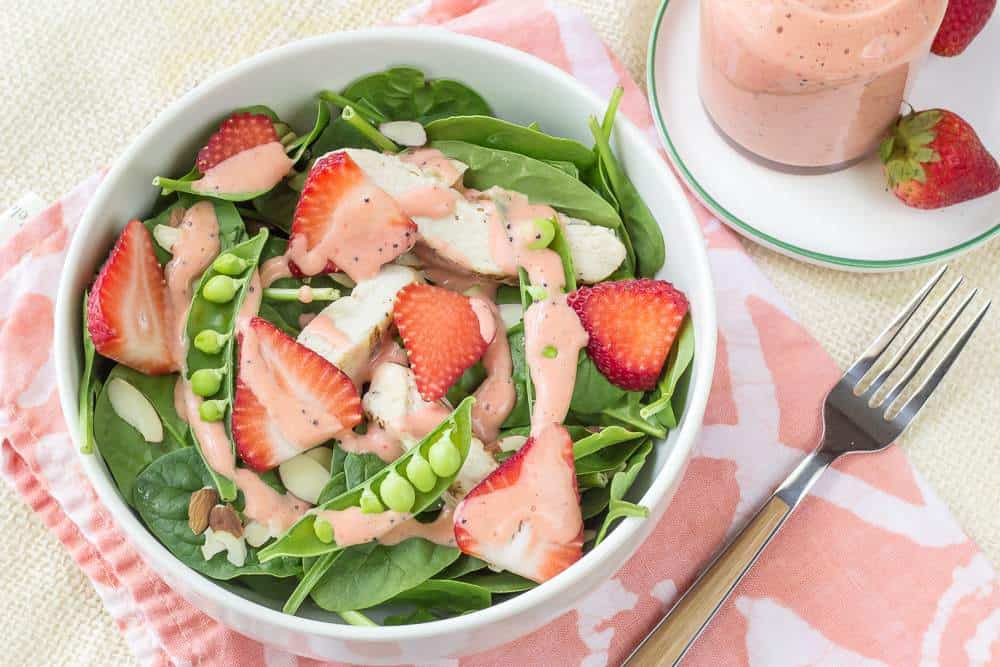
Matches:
[[425, 115, 594, 169], [430, 141, 622, 228], [249, 181, 299, 234], [309, 540, 460, 612], [286, 99, 331, 163], [594, 440, 654, 545], [317, 471, 348, 505], [446, 361, 487, 405], [133, 448, 300, 579], [588, 89, 664, 277], [341, 67, 492, 123], [572, 426, 644, 462], [93, 365, 188, 505], [438, 554, 488, 579], [389, 579, 492, 617], [550, 218, 577, 292], [142, 202, 185, 265], [500, 324, 530, 429], [640, 316, 695, 427], [569, 354, 626, 415], [283, 551, 341, 615], [585, 392, 667, 439], [458, 571, 536, 594], [343, 453, 387, 489]]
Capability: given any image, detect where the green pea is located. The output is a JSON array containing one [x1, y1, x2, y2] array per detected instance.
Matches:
[[428, 433, 462, 477], [198, 399, 227, 422], [191, 368, 224, 397], [203, 275, 241, 304], [212, 253, 249, 276], [379, 471, 415, 513], [542, 345, 558, 359], [193, 329, 228, 355], [360, 487, 384, 514], [526, 285, 548, 302], [405, 454, 438, 493], [313, 517, 334, 543], [527, 217, 556, 250]]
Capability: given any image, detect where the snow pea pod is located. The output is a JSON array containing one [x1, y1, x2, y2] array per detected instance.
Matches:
[[78, 290, 101, 455], [424, 115, 595, 170], [184, 229, 269, 500], [430, 140, 622, 229], [257, 397, 475, 562]]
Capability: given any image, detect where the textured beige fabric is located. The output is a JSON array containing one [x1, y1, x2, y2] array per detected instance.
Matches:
[[1, 1, 996, 665]]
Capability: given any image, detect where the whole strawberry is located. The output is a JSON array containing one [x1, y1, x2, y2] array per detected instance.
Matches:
[[880, 109, 1000, 209], [931, 0, 996, 56]]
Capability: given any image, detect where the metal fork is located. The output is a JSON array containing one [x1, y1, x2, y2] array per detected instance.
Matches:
[[625, 265, 991, 666]]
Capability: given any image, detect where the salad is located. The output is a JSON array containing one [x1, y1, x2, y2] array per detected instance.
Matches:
[[79, 67, 694, 625]]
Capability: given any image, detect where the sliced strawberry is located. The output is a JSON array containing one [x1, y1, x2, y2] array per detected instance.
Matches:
[[568, 278, 688, 391], [393, 284, 489, 401], [288, 259, 338, 279], [454, 424, 582, 583], [232, 317, 361, 471], [196, 112, 279, 173], [289, 151, 416, 282], [87, 220, 177, 375]]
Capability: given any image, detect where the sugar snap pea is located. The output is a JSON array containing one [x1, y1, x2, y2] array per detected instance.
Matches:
[[184, 229, 269, 500], [78, 290, 101, 455], [257, 396, 474, 562]]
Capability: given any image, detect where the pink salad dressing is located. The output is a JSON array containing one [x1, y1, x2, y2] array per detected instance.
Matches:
[[284, 172, 414, 282], [401, 403, 453, 440], [470, 301, 516, 443], [259, 255, 292, 288], [297, 285, 314, 304], [300, 314, 350, 349], [236, 271, 263, 333], [396, 186, 459, 219], [315, 506, 410, 547], [298, 313, 317, 328], [524, 296, 588, 435], [700, 0, 946, 167], [337, 423, 405, 463], [469, 297, 497, 344], [164, 201, 221, 364], [400, 148, 464, 187], [192, 142, 294, 195], [379, 508, 457, 547], [484, 189, 566, 289]]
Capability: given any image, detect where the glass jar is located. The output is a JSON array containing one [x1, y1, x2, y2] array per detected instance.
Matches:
[[698, 0, 947, 171]]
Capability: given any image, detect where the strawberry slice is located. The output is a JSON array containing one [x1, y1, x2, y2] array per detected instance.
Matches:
[[568, 278, 688, 391], [233, 317, 361, 471], [393, 284, 489, 401], [288, 259, 338, 279], [454, 424, 583, 583], [87, 220, 177, 375], [196, 112, 280, 173], [289, 151, 416, 281]]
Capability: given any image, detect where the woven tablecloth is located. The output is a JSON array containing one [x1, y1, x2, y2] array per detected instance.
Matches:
[[1, 1, 997, 664]]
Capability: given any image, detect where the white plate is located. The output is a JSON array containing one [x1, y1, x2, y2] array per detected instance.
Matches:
[[647, 0, 1000, 271]]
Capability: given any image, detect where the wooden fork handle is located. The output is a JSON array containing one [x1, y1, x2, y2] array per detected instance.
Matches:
[[626, 495, 791, 666]]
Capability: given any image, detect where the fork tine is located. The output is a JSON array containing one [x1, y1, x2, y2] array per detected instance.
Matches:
[[878, 288, 980, 410], [861, 275, 964, 398], [846, 265, 947, 388], [890, 300, 991, 426]]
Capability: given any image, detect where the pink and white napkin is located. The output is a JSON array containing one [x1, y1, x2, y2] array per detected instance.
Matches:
[[1, 1, 997, 664]]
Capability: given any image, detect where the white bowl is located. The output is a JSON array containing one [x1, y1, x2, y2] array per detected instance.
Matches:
[[55, 27, 716, 664]]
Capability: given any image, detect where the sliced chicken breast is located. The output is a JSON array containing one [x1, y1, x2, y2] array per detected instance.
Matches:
[[297, 264, 421, 382]]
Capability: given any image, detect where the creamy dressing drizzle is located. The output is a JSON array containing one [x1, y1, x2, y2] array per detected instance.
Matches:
[[165, 201, 220, 364], [396, 186, 459, 219], [260, 255, 292, 288], [192, 142, 294, 195], [297, 285, 314, 304], [469, 301, 516, 444], [314, 506, 457, 549], [400, 149, 464, 187]]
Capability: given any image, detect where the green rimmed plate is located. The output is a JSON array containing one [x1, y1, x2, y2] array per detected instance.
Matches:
[[647, 0, 999, 272]]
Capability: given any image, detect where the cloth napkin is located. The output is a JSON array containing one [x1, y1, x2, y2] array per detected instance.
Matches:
[[2, 1, 998, 665]]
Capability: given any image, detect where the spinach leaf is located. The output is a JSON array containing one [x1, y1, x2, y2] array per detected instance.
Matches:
[[594, 440, 654, 545], [317, 472, 348, 505], [283, 551, 341, 615], [575, 440, 644, 476], [237, 574, 300, 603], [133, 448, 301, 579], [569, 353, 626, 414], [446, 361, 487, 405], [384, 608, 438, 626], [495, 285, 521, 304], [93, 365, 188, 505], [500, 324, 530, 429], [142, 202, 185, 265], [550, 218, 577, 292], [309, 540, 460, 612], [581, 487, 611, 520], [588, 90, 664, 277], [458, 570, 536, 594], [344, 453, 387, 489], [640, 316, 695, 427], [391, 579, 492, 616], [249, 181, 299, 234], [78, 290, 101, 455], [545, 160, 580, 178], [286, 99, 331, 163], [341, 67, 492, 123], [585, 392, 667, 439], [431, 140, 622, 228], [573, 426, 644, 462], [424, 115, 594, 169], [257, 302, 300, 336], [438, 554, 488, 579]]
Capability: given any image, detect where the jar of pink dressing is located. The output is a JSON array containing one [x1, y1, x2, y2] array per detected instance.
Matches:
[[699, 0, 947, 170]]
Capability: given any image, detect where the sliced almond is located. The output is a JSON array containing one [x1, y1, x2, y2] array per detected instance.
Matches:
[[379, 121, 427, 147], [209, 504, 243, 538], [187, 487, 219, 535], [201, 527, 247, 567], [278, 453, 331, 504], [152, 224, 181, 253], [107, 377, 163, 443], [498, 435, 527, 452], [303, 446, 333, 471], [243, 520, 273, 548]]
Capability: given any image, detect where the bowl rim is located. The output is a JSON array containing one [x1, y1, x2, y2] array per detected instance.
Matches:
[[55, 26, 716, 643]]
